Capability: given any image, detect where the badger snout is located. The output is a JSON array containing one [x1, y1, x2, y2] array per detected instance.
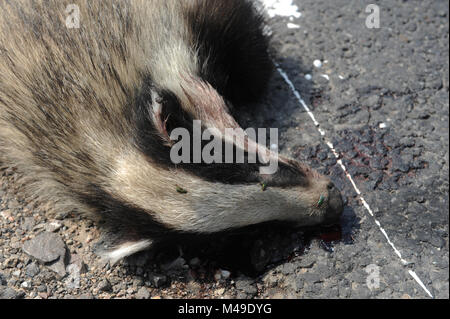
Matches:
[[323, 182, 344, 225]]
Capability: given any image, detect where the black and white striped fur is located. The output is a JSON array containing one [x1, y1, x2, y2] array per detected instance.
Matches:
[[0, 0, 343, 263]]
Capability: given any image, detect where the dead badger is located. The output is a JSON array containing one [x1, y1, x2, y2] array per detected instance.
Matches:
[[0, 0, 343, 263]]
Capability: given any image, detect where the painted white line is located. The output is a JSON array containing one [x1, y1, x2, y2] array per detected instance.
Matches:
[[275, 63, 434, 298], [277, 67, 319, 126], [287, 23, 300, 29], [409, 270, 433, 298], [260, 0, 302, 18]]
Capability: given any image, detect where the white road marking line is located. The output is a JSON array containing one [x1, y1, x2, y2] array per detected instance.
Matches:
[[276, 64, 434, 298], [260, 0, 302, 18], [287, 23, 300, 29], [409, 270, 433, 298]]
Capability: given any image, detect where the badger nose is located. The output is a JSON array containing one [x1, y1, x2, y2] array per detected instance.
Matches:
[[324, 182, 344, 225]]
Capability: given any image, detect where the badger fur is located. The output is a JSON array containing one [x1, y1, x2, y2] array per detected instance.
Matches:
[[0, 0, 343, 263]]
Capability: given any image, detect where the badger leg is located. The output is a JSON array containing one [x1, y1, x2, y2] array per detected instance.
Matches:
[[99, 239, 153, 266]]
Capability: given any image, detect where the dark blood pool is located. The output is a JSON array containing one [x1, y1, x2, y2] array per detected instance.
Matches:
[[319, 225, 342, 242]]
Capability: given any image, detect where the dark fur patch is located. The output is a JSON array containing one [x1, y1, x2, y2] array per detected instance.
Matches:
[[185, 0, 273, 106], [130, 79, 309, 187], [129, 78, 262, 184], [80, 183, 179, 243]]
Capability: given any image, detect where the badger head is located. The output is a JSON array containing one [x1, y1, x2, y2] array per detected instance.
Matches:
[[104, 75, 343, 235]]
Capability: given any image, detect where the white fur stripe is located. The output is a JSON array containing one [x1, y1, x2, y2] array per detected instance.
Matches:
[[101, 240, 152, 265]]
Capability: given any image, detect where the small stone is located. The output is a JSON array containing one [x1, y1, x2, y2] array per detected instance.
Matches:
[[399, 137, 415, 148], [292, 278, 304, 292], [4, 256, 19, 268], [303, 272, 322, 283], [317, 151, 328, 160], [37, 285, 47, 292], [0, 209, 13, 221], [32, 223, 46, 231], [216, 288, 225, 295], [97, 279, 112, 292], [162, 257, 186, 271], [305, 74, 312, 81], [22, 217, 35, 231], [47, 260, 67, 278], [392, 155, 411, 173], [151, 274, 167, 288], [0, 273, 6, 285], [21, 281, 32, 290], [281, 263, 296, 275], [25, 262, 40, 277], [133, 278, 144, 287], [69, 254, 87, 274], [263, 272, 282, 288], [65, 264, 81, 289], [363, 95, 381, 108], [313, 60, 323, 68], [22, 232, 67, 277], [22, 232, 66, 264], [297, 256, 316, 268], [136, 287, 151, 299], [38, 292, 49, 299], [135, 267, 144, 276], [45, 221, 62, 233], [221, 270, 231, 280], [0, 287, 25, 299], [235, 278, 258, 297]]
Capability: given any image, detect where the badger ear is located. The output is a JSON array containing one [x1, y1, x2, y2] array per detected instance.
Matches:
[[149, 89, 174, 147], [133, 83, 195, 161]]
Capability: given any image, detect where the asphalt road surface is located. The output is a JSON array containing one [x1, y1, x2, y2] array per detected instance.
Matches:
[[244, 0, 449, 298]]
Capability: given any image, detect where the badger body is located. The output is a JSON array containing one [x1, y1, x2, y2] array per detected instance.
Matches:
[[0, 0, 343, 263]]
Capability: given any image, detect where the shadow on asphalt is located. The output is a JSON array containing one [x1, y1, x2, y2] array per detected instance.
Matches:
[[120, 207, 359, 284]]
